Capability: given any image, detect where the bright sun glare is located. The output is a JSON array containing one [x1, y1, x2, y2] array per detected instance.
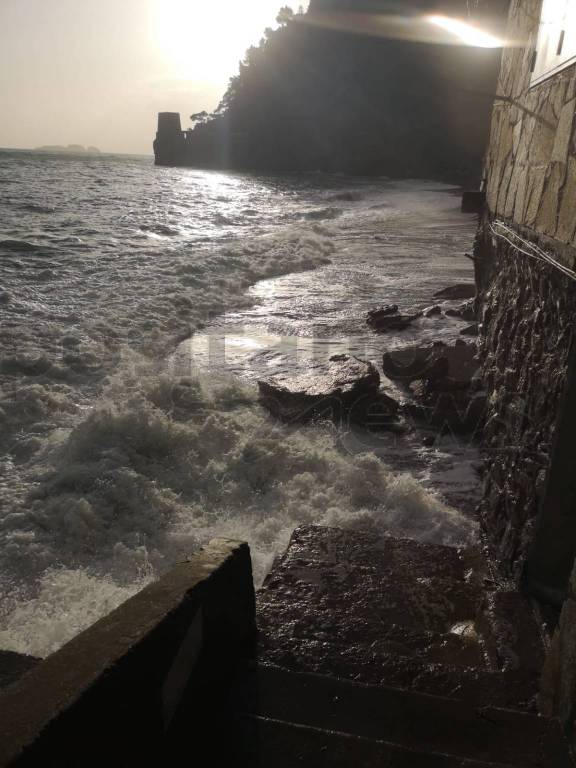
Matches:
[[427, 15, 503, 48], [154, 0, 279, 83]]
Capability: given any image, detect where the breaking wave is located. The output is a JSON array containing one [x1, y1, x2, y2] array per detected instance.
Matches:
[[0, 154, 478, 659], [0, 366, 476, 657]]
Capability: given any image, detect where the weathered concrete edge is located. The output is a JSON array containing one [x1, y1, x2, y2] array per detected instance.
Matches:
[[0, 538, 255, 766]]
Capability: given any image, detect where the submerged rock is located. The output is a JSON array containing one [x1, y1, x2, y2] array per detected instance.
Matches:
[[369, 304, 398, 317], [367, 308, 421, 332], [383, 343, 484, 434], [445, 300, 476, 322], [366, 304, 398, 324], [258, 354, 398, 428], [383, 344, 478, 386], [0, 240, 41, 252], [433, 283, 476, 300], [423, 305, 442, 317]]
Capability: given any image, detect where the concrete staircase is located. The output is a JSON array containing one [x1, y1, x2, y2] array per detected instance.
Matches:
[[226, 526, 572, 766], [232, 664, 570, 766]]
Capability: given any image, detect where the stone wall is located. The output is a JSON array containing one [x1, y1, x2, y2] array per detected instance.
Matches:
[[541, 564, 576, 730], [477, 0, 576, 582], [484, 0, 576, 245], [476, 226, 576, 581], [477, 0, 576, 735]]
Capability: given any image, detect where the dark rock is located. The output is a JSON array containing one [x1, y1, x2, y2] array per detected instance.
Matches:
[[258, 354, 398, 427], [0, 240, 39, 252], [433, 284, 476, 300], [464, 393, 487, 429], [461, 190, 486, 213], [445, 300, 476, 322], [383, 344, 478, 386], [0, 651, 41, 689], [367, 311, 421, 332], [384, 353, 449, 384], [404, 389, 486, 435], [423, 305, 442, 317], [383, 345, 483, 434], [458, 301, 477, 322], [422, 435, 436, 447], [461, 324, 479, 336], [366, 305, 398, 323]]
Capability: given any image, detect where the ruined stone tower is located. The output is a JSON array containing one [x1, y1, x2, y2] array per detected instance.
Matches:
[[153, 112, 186, 167]]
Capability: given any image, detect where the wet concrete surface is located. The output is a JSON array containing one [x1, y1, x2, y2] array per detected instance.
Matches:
[[255, 526, 544, 710]]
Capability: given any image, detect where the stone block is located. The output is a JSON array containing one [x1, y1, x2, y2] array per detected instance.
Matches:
[[552, 99, 576, 163], [557, 156, 576, 244]]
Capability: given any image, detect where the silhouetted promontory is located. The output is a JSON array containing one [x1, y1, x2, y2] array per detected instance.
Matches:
[[155, 1, 506, 184]]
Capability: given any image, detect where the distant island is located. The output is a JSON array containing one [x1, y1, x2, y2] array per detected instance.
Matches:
[[34, 144, 101, 155]]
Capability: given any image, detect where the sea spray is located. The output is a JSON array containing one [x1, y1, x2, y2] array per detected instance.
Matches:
[[0, 154, 479, 660], [0, 363, 476, 657]]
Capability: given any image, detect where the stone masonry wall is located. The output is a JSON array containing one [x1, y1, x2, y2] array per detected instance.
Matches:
[[478, 0, 576, 732], [484, 0, 576, 244], [476, 227, 576, 579], [477, 0, 576, 579]]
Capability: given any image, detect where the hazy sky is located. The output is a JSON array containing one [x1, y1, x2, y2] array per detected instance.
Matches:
[[0, 0, 308, 155]]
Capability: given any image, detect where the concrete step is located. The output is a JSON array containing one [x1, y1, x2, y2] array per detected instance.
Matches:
[[233, 664, 572, 767], [257, 526, 542, 708], [256, 632, 538, 709], [237, 715, 514, 768], [258, 527, 486, 656]]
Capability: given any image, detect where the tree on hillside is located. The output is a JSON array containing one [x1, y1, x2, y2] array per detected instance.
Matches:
[[276, 6, 294, 25], [190, 111, 209, 126]]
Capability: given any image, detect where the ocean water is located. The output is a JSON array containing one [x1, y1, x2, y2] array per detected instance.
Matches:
[[0, 150, 479, 657]]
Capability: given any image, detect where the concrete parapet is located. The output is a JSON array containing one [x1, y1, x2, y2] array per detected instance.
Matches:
[[0, 538, 255, 766]]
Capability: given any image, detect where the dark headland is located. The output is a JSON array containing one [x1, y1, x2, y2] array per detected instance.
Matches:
[[154, 0, 506, 185]]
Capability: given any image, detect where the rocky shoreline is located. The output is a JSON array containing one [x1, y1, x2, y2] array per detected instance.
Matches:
[[258, 279, 485, 446]]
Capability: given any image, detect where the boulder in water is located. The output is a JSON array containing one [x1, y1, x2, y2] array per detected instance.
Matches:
[[0, 240, 39, 252], [383, 344, 478, 386], [258, 354, 398, 428], [367, 307, 421, 332], [433, 283, 476, 300], [383, 343, 483, 434], [444, 300, 476, 322], [366, 304, 398, 323], [423, 305, 442, 317], [405, 390, 486, 435]]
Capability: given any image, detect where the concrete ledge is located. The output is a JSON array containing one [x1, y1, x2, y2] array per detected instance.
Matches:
[[0, 539, 255, 767]]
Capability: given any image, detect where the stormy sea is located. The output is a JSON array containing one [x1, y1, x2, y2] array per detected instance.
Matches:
[[0, 149, 479, 658]]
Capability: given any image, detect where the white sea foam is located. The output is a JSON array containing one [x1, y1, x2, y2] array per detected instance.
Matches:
[[0, 364, 476, 657]]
